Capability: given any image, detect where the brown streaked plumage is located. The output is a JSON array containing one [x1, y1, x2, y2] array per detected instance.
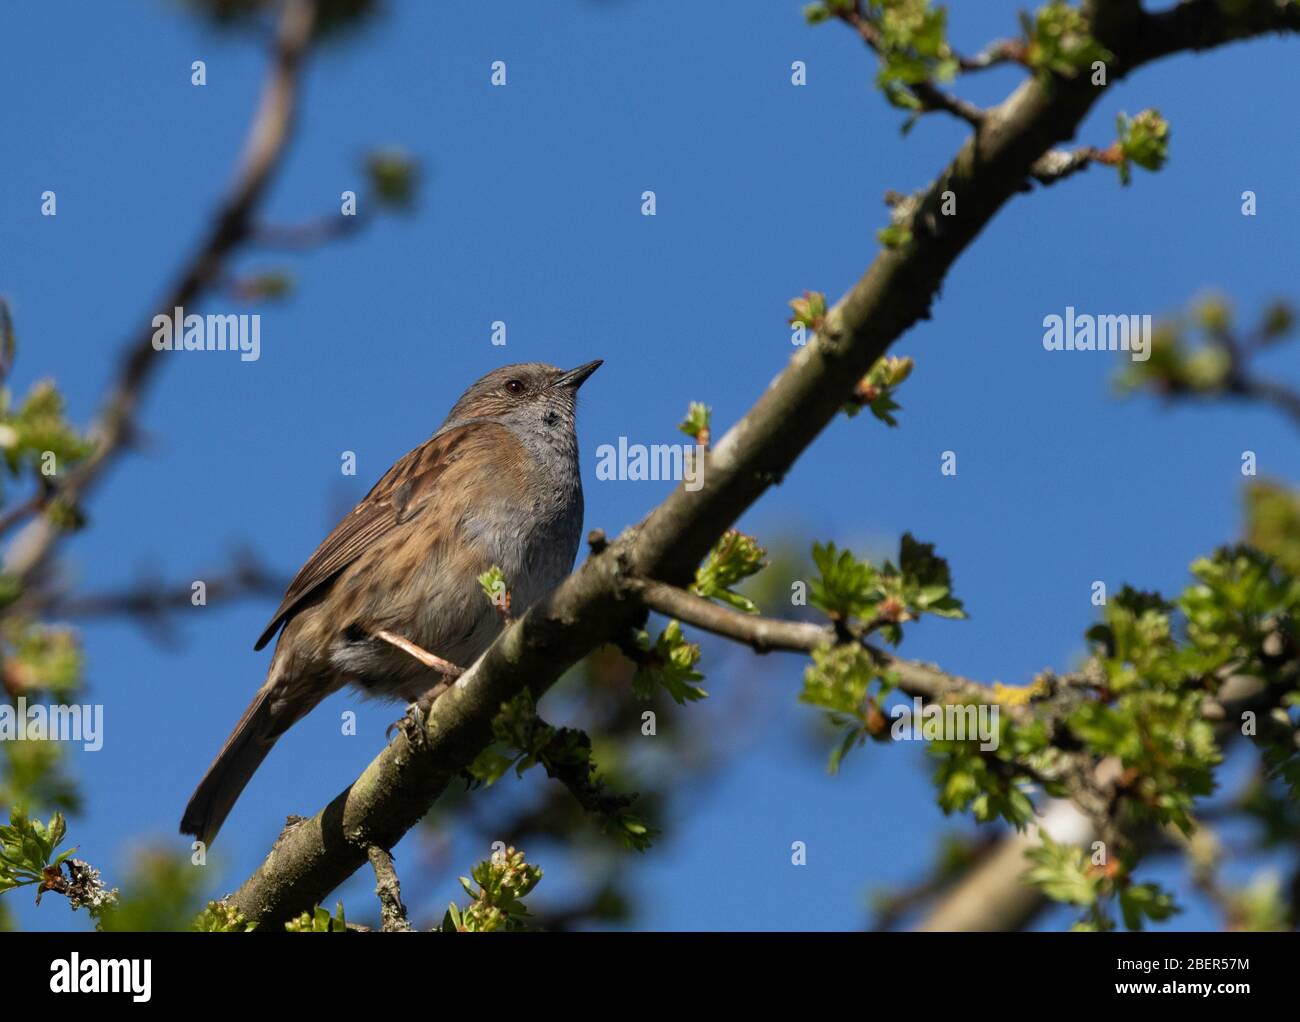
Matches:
[[180, 360, 601, 846]]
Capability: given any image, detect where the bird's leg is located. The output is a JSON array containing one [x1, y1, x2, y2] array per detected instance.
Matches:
[[386, 680, 458, 744], [374, 630, 463, 741], [373, 629, 464, 677]]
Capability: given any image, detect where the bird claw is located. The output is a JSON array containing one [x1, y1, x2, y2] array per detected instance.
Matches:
[[387, 702, 427, 747], [385, 681, 451, 745]]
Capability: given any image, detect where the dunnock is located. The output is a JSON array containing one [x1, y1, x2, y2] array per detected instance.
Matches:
[[180, 360, 602, 845]]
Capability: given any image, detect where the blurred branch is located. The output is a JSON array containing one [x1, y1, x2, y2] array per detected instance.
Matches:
[[1221, 329, 1300, 428], [910, 670, 1288, 931], [1238, 378, 1300, 428], [957, 38, 1025, 72], [0, 487, 51, 541], [916, 799, 1095, 931], [870, 831, 1000, 930], [252, 149, 419, 250], [36, 552, 285, 642], [253, 215, 367, 250], [2, 0, 320, 584], [1119, 296, 1300, 429]]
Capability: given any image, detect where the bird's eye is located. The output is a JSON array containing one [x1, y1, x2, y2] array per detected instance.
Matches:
[[505, 379, 526, 396]]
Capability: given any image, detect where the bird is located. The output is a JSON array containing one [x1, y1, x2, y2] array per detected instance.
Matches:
[[180, 360, 602, 846]]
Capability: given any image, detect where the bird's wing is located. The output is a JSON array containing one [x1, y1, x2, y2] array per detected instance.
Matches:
[[254, 420, 506, 651]]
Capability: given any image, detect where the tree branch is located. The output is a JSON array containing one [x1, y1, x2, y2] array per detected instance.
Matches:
[[911, 671, 1286, 930], [837, 7, 987, 127], [2, 0, 320, 584], [227, 2, 1300, 926], [33, 552, 285, 644], [915, 799, 1095, 931], [1029, 145, 1107, 185], [956, 38, 1025, 73], [366, 845, 412, 933], [632, 578, 995, 706]]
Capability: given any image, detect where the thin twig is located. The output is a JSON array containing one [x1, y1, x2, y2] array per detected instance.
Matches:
[[34, 556, 284, 641], [632, 577, 999, 706], [1029, 145, 1107, 186], [0, 489, 50, 541], [957, 39, 1025, 72], [366, 845, 413, 932], [252, 211, 370, 250], [839, 9, 986, 127]]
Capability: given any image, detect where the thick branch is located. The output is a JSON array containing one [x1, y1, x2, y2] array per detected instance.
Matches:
[[1125, 0, 1300, 63], [228, 2, 1300, 926], [916, 799, 1095, 931]]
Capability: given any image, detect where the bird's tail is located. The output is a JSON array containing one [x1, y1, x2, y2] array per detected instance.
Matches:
[[180, 687, 284, 847]]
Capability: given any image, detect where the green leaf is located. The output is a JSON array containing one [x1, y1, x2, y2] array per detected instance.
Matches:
[[877, 223, 913, 249], [1023, 832, 1102, 907], [632, 620, 706, 704], [787, 291, 827, 331], [677, 402, 712, 446], [828, 726, 865, 775], [1114, 109, 1170, 187], [844, 355, 914, 425], [1022, 1, 1112, 79], [477, 565, 509, 610], [193, 901, 255, 932], [445, 847, 543, 932], [691, 529, 767, 613], [1119, 882, 1177, 930], [285, 901, 347, 932]]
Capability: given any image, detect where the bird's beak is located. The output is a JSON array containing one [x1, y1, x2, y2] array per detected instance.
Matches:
[[553, 359, 603, 390]]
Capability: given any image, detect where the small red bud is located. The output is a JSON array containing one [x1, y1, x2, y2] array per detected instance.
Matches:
[[878, 596, 905, 622]]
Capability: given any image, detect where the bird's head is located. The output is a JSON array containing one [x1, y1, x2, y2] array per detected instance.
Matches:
[[446, 360, 602, 434]]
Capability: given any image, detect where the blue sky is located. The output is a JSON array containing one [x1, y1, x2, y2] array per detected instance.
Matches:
[[1, 0, 1297, 930]]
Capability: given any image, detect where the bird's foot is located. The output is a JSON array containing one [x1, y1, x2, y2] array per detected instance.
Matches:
[[385, 677, 455, 745], [386, 701, 427, 746]]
